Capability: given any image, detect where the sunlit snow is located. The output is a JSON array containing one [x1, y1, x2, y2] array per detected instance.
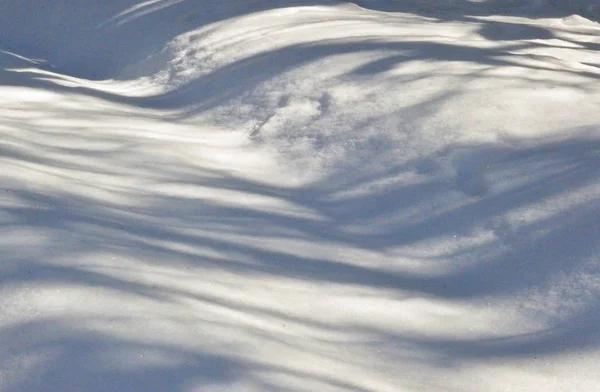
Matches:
[[1, 1, 600, 391]]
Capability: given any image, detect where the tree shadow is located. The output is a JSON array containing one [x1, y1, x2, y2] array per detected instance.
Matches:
[[3, 94, 600, 391], [2, 1, 600, 390], [3, 33, 598, 127], [0, 0, 337, 79], [2, 0, 598, 131], [351, 0, 600, 20], [0, 318, 249, 392], [2, 120, 599, 351]]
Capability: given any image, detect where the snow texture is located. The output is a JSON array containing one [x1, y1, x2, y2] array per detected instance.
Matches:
[[1, 1, 600, 391]]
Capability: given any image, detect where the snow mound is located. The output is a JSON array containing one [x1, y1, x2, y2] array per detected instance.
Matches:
[[561, 13, 599, 25]]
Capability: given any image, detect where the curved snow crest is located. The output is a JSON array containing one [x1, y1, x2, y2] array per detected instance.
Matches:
[[1, 0, 598, 80], [98, 0, 190, 29], [6, 1, 599, 175], [127, 2, 600, 173], [0, 0, 345, 80], [124, 4, 379, 84], [351, 0, 600, 17]]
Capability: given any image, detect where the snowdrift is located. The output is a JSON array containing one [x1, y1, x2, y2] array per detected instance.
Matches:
[[1, 1, 600, 391]]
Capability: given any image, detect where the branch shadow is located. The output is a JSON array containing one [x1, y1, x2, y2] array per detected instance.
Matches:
[[2, 0, 599, 117], [0, 318, 248, 392], [351, 0, 600, 20], [2, 1, 600, 389], [0, 0, 338, 79], [2, 123, 599, 368]]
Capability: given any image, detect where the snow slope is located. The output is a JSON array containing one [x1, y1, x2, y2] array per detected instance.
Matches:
[[1, 1, 600, 391]]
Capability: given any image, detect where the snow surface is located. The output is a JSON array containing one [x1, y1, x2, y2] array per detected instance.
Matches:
[[1, 1, 600, 391]]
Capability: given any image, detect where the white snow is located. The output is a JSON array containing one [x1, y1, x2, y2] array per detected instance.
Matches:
[[1, 1, 600, 391]]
